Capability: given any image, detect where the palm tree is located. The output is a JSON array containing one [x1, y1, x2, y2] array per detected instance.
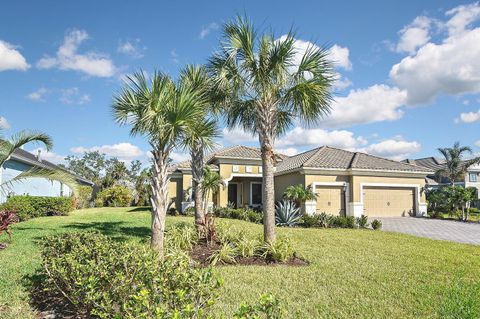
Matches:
[[201, 166, 225, 214], [436, 142, 480, 185], [283, 184, 317, 208], [179, 65, 219, 232], [208, 17, 334, 242], [0, 130, 78, 195], [112, 71, 204, 256]]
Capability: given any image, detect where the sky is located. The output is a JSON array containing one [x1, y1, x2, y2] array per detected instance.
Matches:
[[1, 0, 480, 165]]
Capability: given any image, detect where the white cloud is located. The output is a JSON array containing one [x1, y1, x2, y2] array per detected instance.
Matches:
[[395, 16, 432, 54], [222, 127, 256, 145], [0, 40, 29, 71], [70, 142, 144, 161], [445, 2, 480, 37], [276, 147, 299, 156], [475, 140, 480, 148], [29, 147, 65, 164], [390, 3, 480, 105], [37, 29, 116, 77], [332, 77, 353, 91], [329, 44, 352, 70], [0, 116, 11, 129], [26, 88, 49, 101], [455, 109, 480, 123], [170, 152, 190, 163], [170, 50, 179, 64], [60, 87, 90, 105], [277, 126, 367, 150], [199, 22, 219, 39], [319, 84, 407, 128], [359, 138, 421, 161], [117, 39, 145, 59]]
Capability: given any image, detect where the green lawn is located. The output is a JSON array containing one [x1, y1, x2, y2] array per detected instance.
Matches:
[[1, 207, 480, 318]]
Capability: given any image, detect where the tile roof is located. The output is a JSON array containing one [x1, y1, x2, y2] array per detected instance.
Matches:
[[276, 146, 431, 173], [402, 157, 446, 171]]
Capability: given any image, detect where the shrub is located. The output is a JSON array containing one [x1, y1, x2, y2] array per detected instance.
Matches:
[[236, 237, 261, 258], [213, 207, 263, 224], [317, 212, 333, 228], [165, 222, 198, 251], [331, 215, 356, 229], [301, 214, 320, 228], [356, 215, 369, 228], [183, 206, 195, 216], [208, 243, 238, 265], [234, 294, 286, 319], [259, 237, 294, 262], [275, 200, 302, 227], [371, 219, 382, 230], [95, 185, 132, 207], [40, 232, 221, 318], [74, 185, 93, 209], [1, 195, 74, 221], [0, 211, 18, 241]]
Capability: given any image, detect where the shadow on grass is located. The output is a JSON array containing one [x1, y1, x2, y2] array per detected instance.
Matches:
[[61, 222, 150, 242], [127, 206, 151, 212]]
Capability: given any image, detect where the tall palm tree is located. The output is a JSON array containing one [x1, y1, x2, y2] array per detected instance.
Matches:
[[201, 166, 225, 214], [436, 142, 480, 185], [208, 17, 334, 242], [112, 71, 204, 256], [179, 65, 219, 232], [0, 130, 78, 195]]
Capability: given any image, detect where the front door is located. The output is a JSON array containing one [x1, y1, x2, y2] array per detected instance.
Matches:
[[228, 183, 238, 208]]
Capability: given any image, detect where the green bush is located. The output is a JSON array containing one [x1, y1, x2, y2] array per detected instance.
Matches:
[[301, 214, 320, 228], [371, 219, 382, 230], [74, 185, 93, 209], [1, 195, 74, 221], [331, 215, 357, 229], [275, 200, 302, 227], [213, 207, 263, 224], [259, 237, 295, 262], [40, 232, 221, 318], [95, 185, 132, 207], [183, 206, 195, 216], [234, 294, 286, 319], [356, 215, 369, 228]]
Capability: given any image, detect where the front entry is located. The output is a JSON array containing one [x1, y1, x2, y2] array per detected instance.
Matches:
[[228, 183, 238, 208]]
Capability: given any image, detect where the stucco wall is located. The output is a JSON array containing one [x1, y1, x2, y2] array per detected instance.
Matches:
[[0, 159, 71, 203], [274, 172, 305, 201]]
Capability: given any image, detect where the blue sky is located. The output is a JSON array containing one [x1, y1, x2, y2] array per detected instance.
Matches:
[[1, 0, 479, 164]]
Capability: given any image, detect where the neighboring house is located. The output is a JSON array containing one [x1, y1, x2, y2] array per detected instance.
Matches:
[[0, 148, 94, 203], [168, 145, 431, 217], [403, 157, 480, 205]]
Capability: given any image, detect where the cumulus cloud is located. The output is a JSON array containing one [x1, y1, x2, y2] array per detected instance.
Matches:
[[26, 88, 49, 101], [319, 84, 407, 128], [0, 40, 30, 71], [170, 152, 190, 163], [329, 44, 353, 70], [199, 22, 219, 39], [37, 29, 116, 77], [275, 147, 299, 157], [222, 127, 256, 144], [70, 142, 144, 160], [390, 2, 480, 105], [395, 16, 432, 54], [277, 126, 367, 150], [0, 116, 11, 129], [455, 109, 480, 123], [60, 87, 90, 105], [359, 138, 421, 161], [29, 147, 65, 164], [117, 39, 145, 59]]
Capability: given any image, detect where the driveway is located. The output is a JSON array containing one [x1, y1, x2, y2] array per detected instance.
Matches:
[[375, 217, 480, 245]]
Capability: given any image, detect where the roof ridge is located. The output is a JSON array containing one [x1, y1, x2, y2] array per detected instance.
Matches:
[[348, 152, 360, 169], [303, 146, 326, 167], [353, 151, 427, 170]]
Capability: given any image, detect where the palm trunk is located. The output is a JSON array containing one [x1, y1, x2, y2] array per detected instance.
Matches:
[[259, 128, 276, 243], [191, 143, 205, 232], [150, 149, 169, 258]]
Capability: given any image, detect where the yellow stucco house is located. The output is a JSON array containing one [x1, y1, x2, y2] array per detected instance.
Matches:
[[168, 145, 432, 218]]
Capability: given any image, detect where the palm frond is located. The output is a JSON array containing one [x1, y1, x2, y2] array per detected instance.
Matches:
[[0, 131, 53, 165]]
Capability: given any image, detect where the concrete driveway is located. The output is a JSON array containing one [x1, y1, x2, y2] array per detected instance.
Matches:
[[375, 217, 480, 245]]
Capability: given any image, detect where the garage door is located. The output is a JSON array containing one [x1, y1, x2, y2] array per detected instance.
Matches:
[[363, 187, 415, 217], [315, 186, 345, 215]]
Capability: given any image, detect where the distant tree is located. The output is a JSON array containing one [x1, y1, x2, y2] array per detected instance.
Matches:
[[63, 151, 107, 186], [201, 167, 225, 214], [436, 142, 480, 185]]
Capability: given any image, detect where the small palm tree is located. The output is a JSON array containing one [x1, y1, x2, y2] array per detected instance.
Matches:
[[209, 16, 334, 242], [179, 65, 219, 232], [201, 166, 225, 214], [283, 184, 317, 208], [436, 142, 480, 185], [112, 71, 204, 256], [0, 130, 78, 195]]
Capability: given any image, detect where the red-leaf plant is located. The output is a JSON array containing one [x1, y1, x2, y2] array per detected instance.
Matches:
[[0, 210, 17, 241]]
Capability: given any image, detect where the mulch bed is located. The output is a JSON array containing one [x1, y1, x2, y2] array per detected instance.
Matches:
[[189, 241, 309, 267]]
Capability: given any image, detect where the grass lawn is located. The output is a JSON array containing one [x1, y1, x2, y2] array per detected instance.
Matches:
[[1, 207, 480, 318]]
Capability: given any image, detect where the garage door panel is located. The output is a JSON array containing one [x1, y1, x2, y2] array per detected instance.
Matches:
[[316, 186, 345, 215], [364, 187, 415, 217]]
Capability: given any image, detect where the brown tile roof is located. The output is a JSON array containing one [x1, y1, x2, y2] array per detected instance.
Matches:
[[276, 146, 431, 174], [402, 157, 445, 171]]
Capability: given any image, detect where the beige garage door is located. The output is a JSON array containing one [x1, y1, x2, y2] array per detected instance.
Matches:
[[363, 187, 415, 217], [315, 186, 345, 215]]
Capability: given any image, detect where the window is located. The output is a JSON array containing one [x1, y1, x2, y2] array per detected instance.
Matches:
[[470, 173, 478, 182], [251, 182, 262, 206], [232, 165, 239, 172], [246, 166, 252, 173]]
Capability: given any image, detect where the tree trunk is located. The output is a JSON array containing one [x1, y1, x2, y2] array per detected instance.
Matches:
[[150, 149, 170, 258], [191, 143, 205, 232], [259, 129, 276, 243]]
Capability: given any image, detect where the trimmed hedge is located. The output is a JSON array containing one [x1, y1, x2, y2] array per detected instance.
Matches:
[[95, 185, 132, 207], [0, 195, 74, 221]]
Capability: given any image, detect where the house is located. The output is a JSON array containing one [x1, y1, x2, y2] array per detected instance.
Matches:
[[403, 157, 480, 205], [0, 148, 94, 203], [168, 145, 431, 217]]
